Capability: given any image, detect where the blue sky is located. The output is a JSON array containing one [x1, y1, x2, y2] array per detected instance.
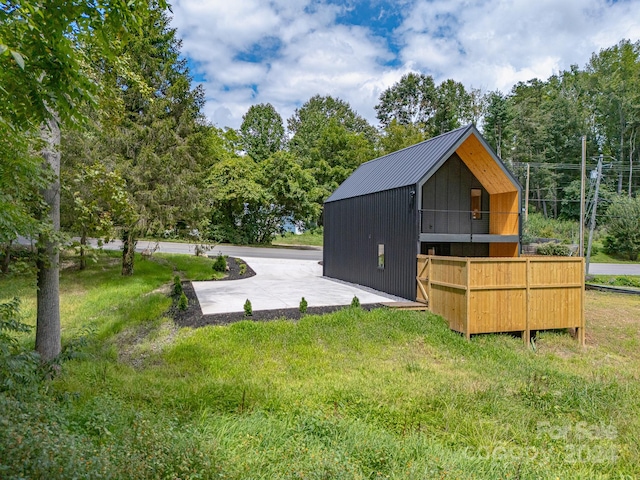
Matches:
[[170, 0, 640, 130]]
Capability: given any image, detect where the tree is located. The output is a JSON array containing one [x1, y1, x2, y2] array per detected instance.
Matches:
[[482, 91, 511, 158], [0, 0, 163, 361], [431, 79, 473, 135], [375, 72, 436, 128], [603, 195, 640, 260], [379, 119, 426, 155], [99, 5, 211, 275], [287, 94, 377, 157], [62, 163, 135, 269], [240, 103, 284, 162]]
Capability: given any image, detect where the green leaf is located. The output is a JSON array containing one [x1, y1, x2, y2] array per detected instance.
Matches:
[[0, 44, 7, 56], [10, 50, 25, 69]]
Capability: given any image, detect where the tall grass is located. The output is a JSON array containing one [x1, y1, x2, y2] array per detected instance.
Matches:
[[1, 250, 639, 478]]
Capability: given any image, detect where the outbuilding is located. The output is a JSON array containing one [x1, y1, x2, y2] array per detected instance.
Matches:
[[323, 124, 522, 300]]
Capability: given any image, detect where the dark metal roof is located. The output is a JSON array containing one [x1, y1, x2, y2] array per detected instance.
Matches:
[[326, 124, 477, 203]]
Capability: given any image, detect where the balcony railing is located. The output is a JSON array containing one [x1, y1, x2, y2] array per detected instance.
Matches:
[[419, 209, 519, 236]]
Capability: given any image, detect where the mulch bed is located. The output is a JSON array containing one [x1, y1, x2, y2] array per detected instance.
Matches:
[[169, 256, 381, 328]]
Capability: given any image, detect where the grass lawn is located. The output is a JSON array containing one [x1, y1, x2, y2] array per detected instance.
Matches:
[[273, 229, 324, 247], [1, 250, 639, 478]]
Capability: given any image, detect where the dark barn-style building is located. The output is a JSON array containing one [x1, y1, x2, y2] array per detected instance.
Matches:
[[323, 124, 522, 300]]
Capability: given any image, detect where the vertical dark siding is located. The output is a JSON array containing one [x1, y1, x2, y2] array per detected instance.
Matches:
[[323, 185, 417, 300], [422, 154, 489, 234]]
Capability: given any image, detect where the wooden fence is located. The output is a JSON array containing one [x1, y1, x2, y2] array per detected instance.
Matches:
[[416, 255, 585, 345]]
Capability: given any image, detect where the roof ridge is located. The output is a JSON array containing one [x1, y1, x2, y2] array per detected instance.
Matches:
[[362, 123, 473, 166]]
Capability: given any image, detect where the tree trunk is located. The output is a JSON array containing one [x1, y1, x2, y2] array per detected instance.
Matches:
[[1, 240, 12, 274], [36, 116, 61, 362], [80, 231, 87, 270], [121, 229, 136, 276]]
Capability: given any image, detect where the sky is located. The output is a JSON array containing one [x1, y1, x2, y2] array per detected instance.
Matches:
[[169, 0, 640, 130]]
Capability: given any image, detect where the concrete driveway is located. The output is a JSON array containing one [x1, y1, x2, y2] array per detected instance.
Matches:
[[192, 257, 406, 315]]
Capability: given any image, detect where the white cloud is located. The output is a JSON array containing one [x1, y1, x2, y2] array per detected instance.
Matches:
[[169, 0, 640, 129]]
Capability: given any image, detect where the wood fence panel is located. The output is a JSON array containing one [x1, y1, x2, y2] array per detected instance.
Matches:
[[418, 255, 585, 344], [430, 285, 467, 333]]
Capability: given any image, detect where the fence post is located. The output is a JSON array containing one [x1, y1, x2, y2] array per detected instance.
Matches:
[[524, 258, 531, 346], [465, 258, 471, 341]]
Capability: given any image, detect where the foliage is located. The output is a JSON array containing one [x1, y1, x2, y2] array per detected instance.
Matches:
[[350, 296, 361, 308], [212, 254, 228, 273], [375, 72, 436, 128], [288, 94, 377, 158], [0, 298, 40, 394], [299, 297, 308, 314], [239, 263, 247, 275], [61, 163, 135, 269], [177, 293, 188, 311], [536, 243, 572, 256], [590, 275, 640, 288], [243, 299, 252, 317], [172, 276, 183, 297], [603, 196, 640, 260], [375, 73, 475, 137], [523, 213, 578, 243], [240, 103, 284, 162], [379, 119, 426, 155]]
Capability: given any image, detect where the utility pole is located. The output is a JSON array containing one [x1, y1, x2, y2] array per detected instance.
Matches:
[[524, 163, 530, 222], [585, 155, 603, 275], [579, 136, 586, 257]]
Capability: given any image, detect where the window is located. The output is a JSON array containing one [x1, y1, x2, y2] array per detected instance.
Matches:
[[471, 188, 482, 220], [378, 244, 385, 269]]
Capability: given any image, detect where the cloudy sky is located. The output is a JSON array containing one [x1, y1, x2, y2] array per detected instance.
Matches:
[[169, 0, 640, 130]]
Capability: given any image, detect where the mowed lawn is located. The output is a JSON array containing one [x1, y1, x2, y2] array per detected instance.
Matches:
[[1, 250, 639, 479]]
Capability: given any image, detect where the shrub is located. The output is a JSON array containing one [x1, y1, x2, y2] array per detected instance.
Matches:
[[178, 293, 188, 311], [299, 297, 308, 314], [212, 254, 227, 273], [603, 196, 640, 261], [239, 263, 247, 275], [172, 275, 183, 296], [0, 298, 40, 394], [536, 243, 571, 256], [350, 296, 361, 308], [244, 299, 252, 317]]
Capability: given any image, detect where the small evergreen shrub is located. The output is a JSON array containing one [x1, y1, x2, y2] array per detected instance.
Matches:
[[172, 275, 183, 296], [244, 299, 252, 317], [536, 243, 571, 256], [350, 296, 361, 308], [239, 263, 247, 275], [299, 297, 308, 314], [212, 254, 227, 273], [178, 293, 188, 311]]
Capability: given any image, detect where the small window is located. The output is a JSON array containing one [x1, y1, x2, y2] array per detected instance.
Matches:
[[378, 244, 385, 269], [471, 188, 482, 220]]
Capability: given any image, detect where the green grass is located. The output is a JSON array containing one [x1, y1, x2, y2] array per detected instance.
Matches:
[[589, 242, 640, 264], [2, 250, 640, 478], [273, 229, 324, 247]]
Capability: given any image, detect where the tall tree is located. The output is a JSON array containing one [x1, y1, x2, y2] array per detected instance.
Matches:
[[375, 73, 436, 128], [287, 94, 377, 157], [240, 103, 284, 162], [100, 5, 211, 275], [0, 0, 161, 361], [482, 91, 511, 158]]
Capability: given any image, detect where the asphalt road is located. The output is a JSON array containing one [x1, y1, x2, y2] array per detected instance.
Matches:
[[93, 239, 324, 261], [19, 237, 640, 274], [587, 263, 640, 276]]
